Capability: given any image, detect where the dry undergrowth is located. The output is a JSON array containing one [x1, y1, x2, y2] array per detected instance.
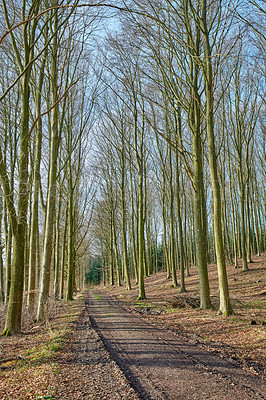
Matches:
[[0, 294, 84, 400]]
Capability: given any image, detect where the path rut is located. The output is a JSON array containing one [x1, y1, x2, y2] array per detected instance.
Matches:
[[87, 290, 266, 400]]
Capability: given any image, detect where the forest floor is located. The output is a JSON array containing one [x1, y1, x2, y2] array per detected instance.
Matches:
[[0, 253, 265, 399]]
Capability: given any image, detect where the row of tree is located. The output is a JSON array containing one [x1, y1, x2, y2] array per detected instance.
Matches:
[[0, 0, 265, 335], [0, 1, 100, 335], [90, 0, 265, 316]]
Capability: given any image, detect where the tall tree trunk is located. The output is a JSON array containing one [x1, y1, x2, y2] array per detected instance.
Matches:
[[175, 110, 186, 292], [245, 184, 252, 263], [27, 49, 46, 308], [66, 190, 74, 300], [137, 169, 146, 300], [1, 72, 31, 334], [189, 25, 211, 309], [192, 131, 211, 309], [201, 1, 233, 315], [54, 195, 61, 300], [238, 169, 248, 271], [112, 213, 122, 287], [109, 215, 115, 286], [60, 208, 68, 299], [0, 192, 4, 302], [161, 181, 170, 278], [4, 212, 12, 304], [121, 136, 131, 290], [252, 179, 261, 256], [129, 163, 138, 284], [36, 119, 59, 318], [36, 8, 60, 321], [168, 147, 178, 288], [183, 194, 189, 277], [228, 154, 238, 267]]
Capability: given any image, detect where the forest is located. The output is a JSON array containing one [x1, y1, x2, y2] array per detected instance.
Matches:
[[0, 1, 265, 399], [0, 0, 265, 342]]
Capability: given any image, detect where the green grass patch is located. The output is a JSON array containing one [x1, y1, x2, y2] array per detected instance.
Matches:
[[240, 301, 266, 310], [93, 293, 102, 301], [49, 343, 63, 352], [165, 307, 179, 313], [21, 307, 81, 368], [134, 302, 153, 307]]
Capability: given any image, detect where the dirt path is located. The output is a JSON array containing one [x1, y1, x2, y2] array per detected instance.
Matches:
[[54, 299, 140, 400], [87, 290, 266, 400]]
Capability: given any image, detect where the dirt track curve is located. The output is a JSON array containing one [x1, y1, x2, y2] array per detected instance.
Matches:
[[87, 290, 266, 400]]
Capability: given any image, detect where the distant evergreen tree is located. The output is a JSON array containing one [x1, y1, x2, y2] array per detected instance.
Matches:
[[86, 259, 103, 285]]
